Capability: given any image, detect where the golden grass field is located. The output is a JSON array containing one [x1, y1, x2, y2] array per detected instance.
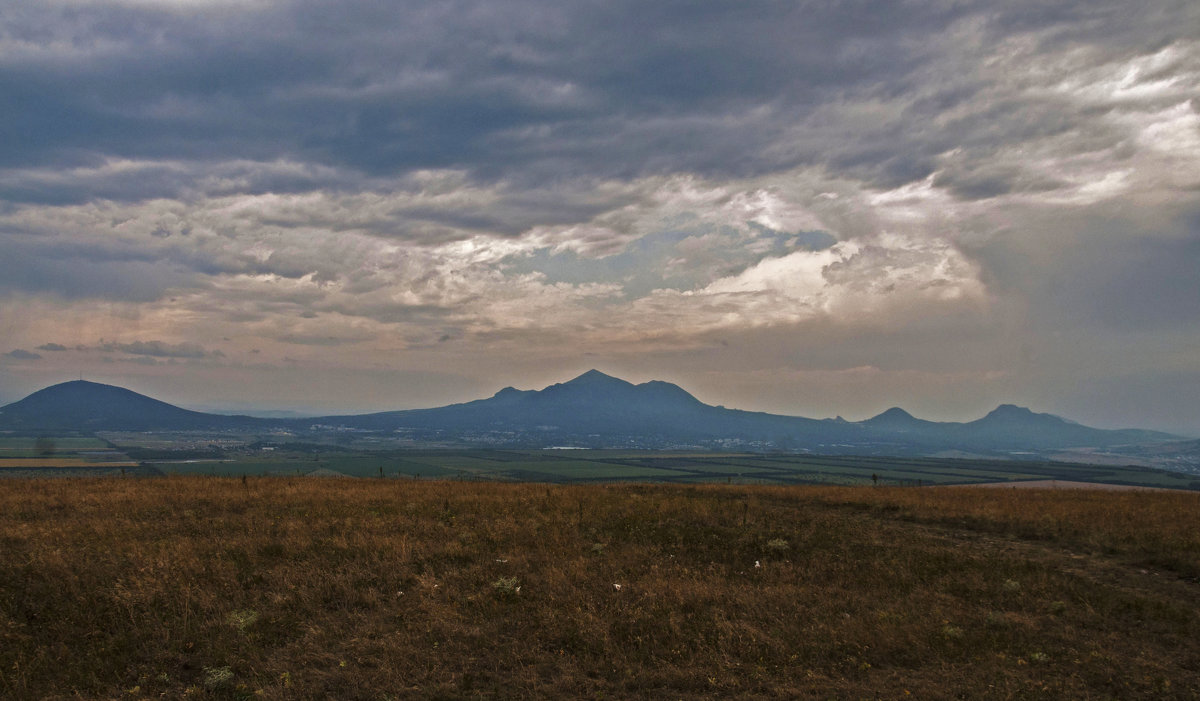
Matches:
[[2, 478, 1198, 699]]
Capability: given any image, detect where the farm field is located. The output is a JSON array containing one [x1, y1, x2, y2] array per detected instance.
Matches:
[[1, 478, 1198, 698], [4, 430, 1197, 489], [143, 446, 1200, 490], [0, 436, 111, 457], [0, 436, 146, 476], [0, 458, 139, 468]]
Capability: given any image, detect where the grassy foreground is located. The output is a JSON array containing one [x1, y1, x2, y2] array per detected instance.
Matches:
[[2, 479, 1199, 699]]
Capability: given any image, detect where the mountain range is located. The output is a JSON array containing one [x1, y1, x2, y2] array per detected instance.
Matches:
[[0, 370, 1182, 457]]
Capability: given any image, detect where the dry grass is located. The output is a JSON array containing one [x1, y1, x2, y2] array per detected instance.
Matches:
[[814, 486, 1200, 579], [1, 478, 1198, 699]]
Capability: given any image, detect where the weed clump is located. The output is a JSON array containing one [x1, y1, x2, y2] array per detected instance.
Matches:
[[202, 666, 233, 690], [492, 576, 521, 598], [226, 609, 258, 631]]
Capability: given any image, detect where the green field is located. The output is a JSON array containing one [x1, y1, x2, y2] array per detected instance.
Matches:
[[137, 446, 1199, 490], [0, 436, 111, 457], [5, 433, 1195, 488]]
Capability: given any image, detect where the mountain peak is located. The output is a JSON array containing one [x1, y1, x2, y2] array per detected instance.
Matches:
[[551, 369, 637, 392], [863, 407, 925, 427], [492, 386, 526, 399], [567, 369, 623, 384], [973, 405, 1078, 430], [873, 407, 916, 421], [983, 404, 1040, 420], [19, 379, 148, 402], [0, 378, 237, 430], [41, 379, 106, 391]]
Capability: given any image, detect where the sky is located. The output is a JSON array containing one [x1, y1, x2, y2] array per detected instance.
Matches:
[[1, 0, 1198, 435]]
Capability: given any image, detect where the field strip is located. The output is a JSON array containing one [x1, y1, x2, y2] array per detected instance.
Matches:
[[0, 458, 140, 468], [950, 479, 1181, 492]]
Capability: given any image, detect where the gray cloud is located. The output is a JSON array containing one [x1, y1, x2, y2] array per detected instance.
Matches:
[[277, 334, 369, 347], [35, 343, 67, 351], [1059, 226, 1200, 330], [0, 250, 188, 302], [4, 349, 42, 360], [4, 0, 1176, 189], [96, 341, 212, 359]]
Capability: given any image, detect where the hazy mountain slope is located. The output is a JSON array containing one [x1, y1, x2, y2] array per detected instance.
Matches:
[[312, 370, 855, 445], [0, 373, 1181, 454], [954, 405, 1176, 450], [0, 380, 260, 431]]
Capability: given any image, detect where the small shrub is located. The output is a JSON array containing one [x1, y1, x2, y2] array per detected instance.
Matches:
[[226, 609, 258, 631], [766, 538, 789, 552], [202, 666, 234, 690], [492, 576, 521, 597]]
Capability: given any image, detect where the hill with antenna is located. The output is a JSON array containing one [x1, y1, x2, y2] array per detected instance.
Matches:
[[0, 380, 262, 431]]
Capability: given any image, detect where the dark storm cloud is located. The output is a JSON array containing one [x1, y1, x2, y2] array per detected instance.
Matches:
[[2, 0, 1193, 203], [0, 223, 353, 305], [0, 158, 357, 207], [0, 240, 193, 302], [963, 201, 1200, 335], [1057, 218, 1200, 330], [0, 0, 976, 188]]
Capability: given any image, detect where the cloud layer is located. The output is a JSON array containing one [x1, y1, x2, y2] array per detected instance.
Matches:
[[1, 0, 1198, 433]]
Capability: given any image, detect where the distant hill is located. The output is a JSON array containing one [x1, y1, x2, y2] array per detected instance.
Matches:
[[0, 380, 262, 431], [313, 369, 854, 446], [302, 370, 1179, 452], [0, 373, 1181, 457], [954, 404, 1171, 450]]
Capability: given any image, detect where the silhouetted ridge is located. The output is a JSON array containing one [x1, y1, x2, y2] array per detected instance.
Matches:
[[564, 369, 628, 386], [864, 407, 921, 425], [979, 404, 1045, 421], [0, 380, 260, 431], [0, 374, 1181, 452], [635, 380, 704, 406], [490, 386, 533, 403]]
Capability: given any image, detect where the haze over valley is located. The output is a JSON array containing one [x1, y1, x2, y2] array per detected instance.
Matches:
[[4, 371, 1197, 478]]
